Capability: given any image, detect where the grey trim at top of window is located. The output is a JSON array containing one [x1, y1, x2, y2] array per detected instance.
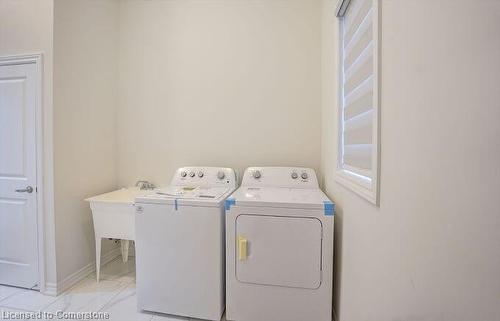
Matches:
[[336, 0, 352, 17]]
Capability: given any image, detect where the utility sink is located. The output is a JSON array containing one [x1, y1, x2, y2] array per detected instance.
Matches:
[[86, 187, 151, 281]]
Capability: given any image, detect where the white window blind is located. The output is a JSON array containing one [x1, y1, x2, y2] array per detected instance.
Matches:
[[337, 0, 380, 204]]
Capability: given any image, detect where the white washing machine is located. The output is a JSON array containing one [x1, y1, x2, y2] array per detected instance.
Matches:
[[135, 167, 237, 321], [225, 167, 334, 321]]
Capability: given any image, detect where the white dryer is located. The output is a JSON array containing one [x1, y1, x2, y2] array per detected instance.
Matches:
[[225, 167, 334, 321], [135, 167, 237, 321]]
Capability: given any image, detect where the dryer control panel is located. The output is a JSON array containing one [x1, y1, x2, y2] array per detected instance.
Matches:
[[171, 167, 237, 189], [241, 167, 319, 189]]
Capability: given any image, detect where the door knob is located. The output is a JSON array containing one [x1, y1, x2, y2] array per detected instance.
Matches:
[[16, 186, 33, 193]]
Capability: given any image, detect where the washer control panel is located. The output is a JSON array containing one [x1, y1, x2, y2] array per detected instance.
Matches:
[[171, 167, 237, 189], [242, 167, 319, 189]]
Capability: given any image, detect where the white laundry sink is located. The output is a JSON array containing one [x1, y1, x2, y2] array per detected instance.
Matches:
[[86, 187, 150, 281]]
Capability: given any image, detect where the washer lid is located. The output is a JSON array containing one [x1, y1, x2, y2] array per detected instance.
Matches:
[[135, 186, 231, 207], [228, 187, 333, 211]]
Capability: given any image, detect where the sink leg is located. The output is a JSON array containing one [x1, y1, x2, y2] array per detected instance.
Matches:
[[121, 240, 130, 263], [95, 236, 101, 282]]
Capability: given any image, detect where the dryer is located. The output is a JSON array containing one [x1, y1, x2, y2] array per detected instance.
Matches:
[[225, 167, 334, 321], [135, 167, 237, 321]]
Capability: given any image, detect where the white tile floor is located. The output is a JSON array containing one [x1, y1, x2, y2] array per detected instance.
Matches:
[[0, 257, 224, 321]]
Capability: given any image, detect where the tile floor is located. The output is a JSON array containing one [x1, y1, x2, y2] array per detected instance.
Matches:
[[0, 257, 224, 321]]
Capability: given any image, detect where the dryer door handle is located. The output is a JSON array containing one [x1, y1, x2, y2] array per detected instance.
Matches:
[[238, 236, 248, 261]]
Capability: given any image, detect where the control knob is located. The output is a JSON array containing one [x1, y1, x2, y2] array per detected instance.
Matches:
[[301, 172, 308, 180], [198, 171, 204, 178], [180, 171, 187, 177], [253, 170, 262, 179], [217, 171, 226, 180], [291, 172, 298, 179], [189, 171, 196, 177]]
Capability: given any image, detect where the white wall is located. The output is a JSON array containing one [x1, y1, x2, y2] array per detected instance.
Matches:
[[48, 0, 323, 290], [53, 0, 119, 283], [321, 1, 500, 320], [0, 0, 58, 289], [116, 0, 322, 186]]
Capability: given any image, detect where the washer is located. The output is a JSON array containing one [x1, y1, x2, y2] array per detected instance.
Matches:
[[135, 167, 237, 321], [225, 167, 334, 321]]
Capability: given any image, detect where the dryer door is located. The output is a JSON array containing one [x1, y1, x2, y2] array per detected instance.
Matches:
[[235, 214, 322, 289]]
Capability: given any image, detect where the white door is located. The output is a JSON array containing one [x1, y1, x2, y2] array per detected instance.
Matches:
[[235, 214, 323, 289], [0, 60, 39, 289]]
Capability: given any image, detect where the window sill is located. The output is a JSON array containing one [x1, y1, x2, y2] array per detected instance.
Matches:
[[335, 168, 378, 205]]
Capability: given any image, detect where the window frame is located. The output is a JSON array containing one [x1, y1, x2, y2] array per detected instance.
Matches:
[[335, 0, 381, 205]]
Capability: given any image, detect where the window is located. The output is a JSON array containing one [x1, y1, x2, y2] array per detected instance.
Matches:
[[336, 0, 380, 205]]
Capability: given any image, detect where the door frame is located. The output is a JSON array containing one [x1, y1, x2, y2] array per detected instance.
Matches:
[[0, 54, 46, 292]]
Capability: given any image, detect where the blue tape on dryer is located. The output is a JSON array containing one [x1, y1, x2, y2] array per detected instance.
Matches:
[[323, 201, 335, 216], [225, 198, 236, 211]]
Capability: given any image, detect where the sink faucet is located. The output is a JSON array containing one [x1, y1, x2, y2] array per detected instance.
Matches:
[[135, 180, 155, 190]]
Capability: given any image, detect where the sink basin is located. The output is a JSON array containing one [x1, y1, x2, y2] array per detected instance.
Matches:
[[86, 187, 150, 205], [85, 187, 152, 281]]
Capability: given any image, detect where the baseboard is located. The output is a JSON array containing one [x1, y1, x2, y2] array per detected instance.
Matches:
[[42, 247, 122, 296], [43, 282, 58, 297], [101, 246, 124, 264]]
